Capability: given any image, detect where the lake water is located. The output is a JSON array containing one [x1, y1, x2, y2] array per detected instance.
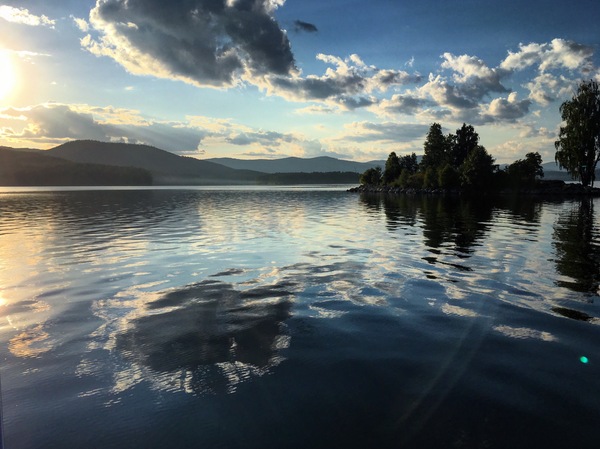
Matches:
[[0, 187, 598, 448]]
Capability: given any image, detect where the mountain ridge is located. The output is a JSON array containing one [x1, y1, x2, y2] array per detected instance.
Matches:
[[47, 140, 263, 185], [205, 156, 384, 174]]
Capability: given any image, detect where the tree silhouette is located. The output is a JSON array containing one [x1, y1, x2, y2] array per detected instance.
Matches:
[[555, 80, 600, 186]]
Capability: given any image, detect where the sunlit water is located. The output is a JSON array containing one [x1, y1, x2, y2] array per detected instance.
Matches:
[[0, 188, 598, 448]]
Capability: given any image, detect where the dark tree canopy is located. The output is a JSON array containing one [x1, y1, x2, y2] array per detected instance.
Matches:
[[450, 124, 480, 168], [460, 146, 495, 189], [398, 153, 419, 174], [555, 80, 600, 187], [421, 123, 450, 170], [383, 151, 401, 184], [360, 166, 382, 185], [507, 152, 544, 187]]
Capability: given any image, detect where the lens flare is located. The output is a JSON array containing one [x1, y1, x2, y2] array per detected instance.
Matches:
[[580, 356, 589, 364]]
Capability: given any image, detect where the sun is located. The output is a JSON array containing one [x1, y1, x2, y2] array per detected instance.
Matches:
[[0, 51, 16, 102]]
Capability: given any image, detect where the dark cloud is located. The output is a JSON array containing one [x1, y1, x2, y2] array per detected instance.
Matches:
[[263, 55, 418, 109], [378, 94, 434, 115], [293, 20, 317, 33], [86, 0, 296, 87], [226, 130, 293, 146]]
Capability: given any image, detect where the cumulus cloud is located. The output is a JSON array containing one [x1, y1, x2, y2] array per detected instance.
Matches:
[[500, 38, 594, 73], [441, 52, 509, 99], [525, 72, 574, 105], [375, 93, 434, 116], [83, 0, 296, 88], [484, 92, 531, 122], [260, 53, 419, 109], [0, 5, 55, 27]]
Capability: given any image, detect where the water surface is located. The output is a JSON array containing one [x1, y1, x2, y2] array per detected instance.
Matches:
[[0, 188, 598, 448]]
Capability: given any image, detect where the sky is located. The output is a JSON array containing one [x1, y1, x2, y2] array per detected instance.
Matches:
[[0, 0, 598, 163]]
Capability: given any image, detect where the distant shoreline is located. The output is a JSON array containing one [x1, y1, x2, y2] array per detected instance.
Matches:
[[348, 180, 600, 197]]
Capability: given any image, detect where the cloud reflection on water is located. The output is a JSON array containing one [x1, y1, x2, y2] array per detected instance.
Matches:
[[100, 278, 294, 395]]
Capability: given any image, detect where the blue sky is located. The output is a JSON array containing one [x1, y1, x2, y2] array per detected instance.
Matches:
[[0, 0, 598, 163]]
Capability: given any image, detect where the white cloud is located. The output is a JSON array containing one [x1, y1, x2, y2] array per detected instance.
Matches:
[[71, 16, 89, 32], [259, 53, 419, 109], [485, 92, 531, 121], [0, 104, 205, 153], [500, 39, 594, 73], [525, 73, 574, 105], [0, 5, 55, 27]]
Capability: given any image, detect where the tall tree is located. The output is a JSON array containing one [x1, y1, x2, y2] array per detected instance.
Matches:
[[398, 153, 419, 174], [460, 146, 495, 189], [421, 123, 450, 170], [450, 123, 479, 168], [555, 80, 600, 187], [383, 151, 401, 184]]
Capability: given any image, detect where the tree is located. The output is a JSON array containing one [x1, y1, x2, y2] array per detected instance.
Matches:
[[450, 123, 480, 168], [555, 80, 600, 187], [383, 152, 401, 184], [421, 123, 450, 170], [398, 153, 419, 174], [360, 166, 382, 185], [460, 146, 495, 189], [507, 152, 544, 187]]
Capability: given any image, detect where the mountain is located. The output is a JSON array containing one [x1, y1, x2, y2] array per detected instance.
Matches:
[[0, 147, 153, 186], [205, 156, 385, 174], [47, 140, 263, 185]]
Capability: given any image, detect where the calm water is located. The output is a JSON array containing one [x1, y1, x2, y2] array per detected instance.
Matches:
[[0, 188, 598, 448]]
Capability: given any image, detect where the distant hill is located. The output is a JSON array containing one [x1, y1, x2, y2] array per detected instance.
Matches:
[[539, 161, 600, 181], [47, 140, 263, 185], [0, 147, 153, 186], [205, 156, 386, 174]]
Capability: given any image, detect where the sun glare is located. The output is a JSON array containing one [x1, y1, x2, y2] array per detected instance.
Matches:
[[0, 51, 16, 102]]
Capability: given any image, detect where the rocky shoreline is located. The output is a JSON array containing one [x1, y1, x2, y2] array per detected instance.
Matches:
[[348, 180, 600, 197]]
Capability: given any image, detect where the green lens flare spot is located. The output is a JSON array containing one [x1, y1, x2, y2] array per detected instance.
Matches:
[[580, 356, 589, 364]]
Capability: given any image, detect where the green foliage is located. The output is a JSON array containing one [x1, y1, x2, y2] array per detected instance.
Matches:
[[450, 124, 480, 168], [421, 123, 450, 170], [460, 146, 495, 189], [397, 169, 411, 187], [507, 152, 544, 187], [381, 152, 419, 186], [438, 164, 460, 189], [360, 166, 382, 185], [423, 166, 438, 188], [406, 172, 425, 189], [383, 152, 401, 184], [555, 80, 600, 186], [399, 153, 419, 174]]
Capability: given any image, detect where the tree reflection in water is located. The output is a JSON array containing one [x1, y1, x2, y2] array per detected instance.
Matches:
[[360, 193, 494, 258], [553, 198, 600, 298]]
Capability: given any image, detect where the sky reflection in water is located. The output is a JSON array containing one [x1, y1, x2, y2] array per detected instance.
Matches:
[[0, 189, 599, 448]]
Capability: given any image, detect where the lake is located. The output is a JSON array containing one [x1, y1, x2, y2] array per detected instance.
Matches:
[[0, 187, 598, 448]]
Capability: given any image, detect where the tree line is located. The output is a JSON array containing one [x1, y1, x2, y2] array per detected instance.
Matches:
[[361, 80, 600, 190], [360, 122, 543, 191]]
